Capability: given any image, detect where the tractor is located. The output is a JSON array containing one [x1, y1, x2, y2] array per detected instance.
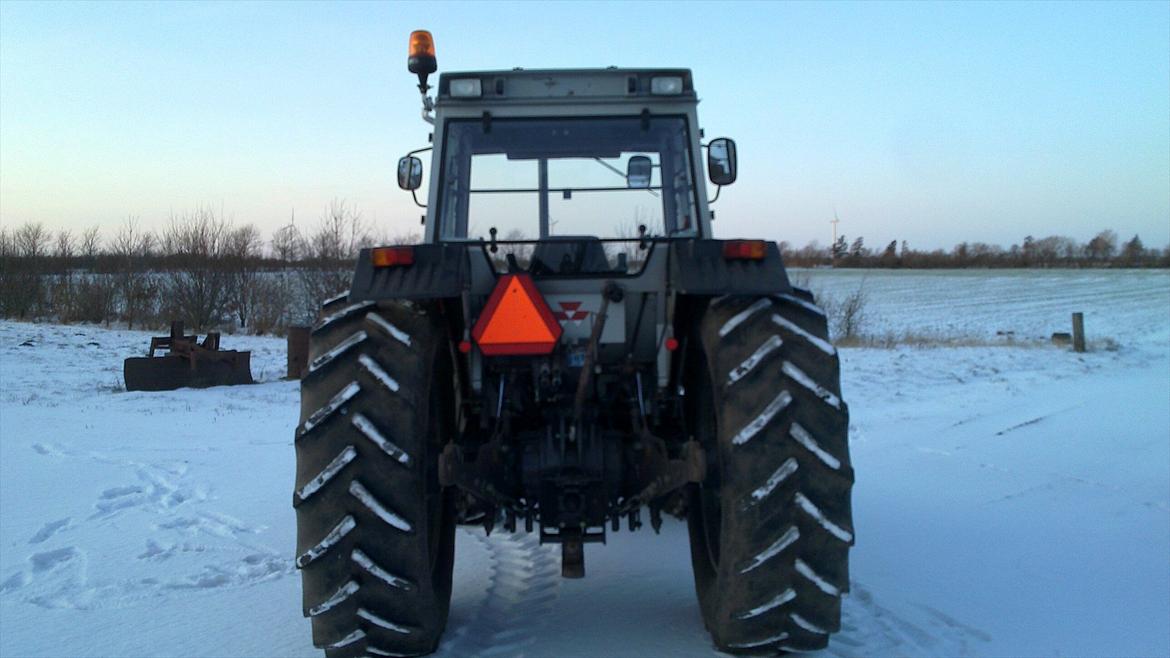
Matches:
[[293, 30, 854, 657]]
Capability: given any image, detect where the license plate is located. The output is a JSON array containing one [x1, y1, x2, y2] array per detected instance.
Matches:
[[567, 349, 586, 368]]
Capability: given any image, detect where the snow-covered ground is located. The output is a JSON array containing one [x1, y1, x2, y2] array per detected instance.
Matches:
[[1, 270, 1167, 657]]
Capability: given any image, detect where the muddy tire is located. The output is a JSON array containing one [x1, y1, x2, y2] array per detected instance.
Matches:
[[294, 297, 456, 657], [686, 292, 854, 653]]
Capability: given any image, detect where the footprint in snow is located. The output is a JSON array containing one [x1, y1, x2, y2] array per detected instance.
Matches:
[[30, 546, 81, 573], [101, 485, 144, 499], [0, 571, 32, 593], [164, 553, 292, 590], [88, 465, 205, 518], [29, 517, 71, 544], [91, 485, 149, 516], [137, 539, 177, 561], [6, 546, 117, 610], [0, 547, 82, 601], [157, 512, 259, 538], [31, 442, 63, 456]]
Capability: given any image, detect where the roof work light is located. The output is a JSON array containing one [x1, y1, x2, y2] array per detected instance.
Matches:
[[449, 78, 482, 98], [650, 76, 684, 95]]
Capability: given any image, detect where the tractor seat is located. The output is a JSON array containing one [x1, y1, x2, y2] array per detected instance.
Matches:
[[530, 237, 616, 274]]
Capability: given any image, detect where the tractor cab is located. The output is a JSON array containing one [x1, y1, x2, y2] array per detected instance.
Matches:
[[395, 37, 738, 256]]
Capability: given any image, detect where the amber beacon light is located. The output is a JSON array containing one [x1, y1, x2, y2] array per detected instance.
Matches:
[[408, 30, 437, 80]]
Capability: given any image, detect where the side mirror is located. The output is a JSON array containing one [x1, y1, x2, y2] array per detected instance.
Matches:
[[707, 138, 737, 186], [397, 156, 423, 191], [627, 155, 652, 189]]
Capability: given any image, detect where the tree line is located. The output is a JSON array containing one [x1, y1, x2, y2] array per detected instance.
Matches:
[[0, 200, 417, 334], [2, 210, 1166, 336], [782, 229, 1169, 268]]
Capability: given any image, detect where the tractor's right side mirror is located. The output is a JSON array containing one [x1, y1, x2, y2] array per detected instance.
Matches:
[[626, 155, 652, 189], [707, 138, 737, 186], [397, 156, 423, 191]]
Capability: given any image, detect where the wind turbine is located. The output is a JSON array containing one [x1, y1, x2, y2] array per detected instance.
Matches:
[[831, 209, 841, 265]]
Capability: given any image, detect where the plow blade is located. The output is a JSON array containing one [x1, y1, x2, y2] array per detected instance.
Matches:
[[124, 353, 253, 392]]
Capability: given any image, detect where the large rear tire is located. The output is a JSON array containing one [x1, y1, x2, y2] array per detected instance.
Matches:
[[294, 297, 456, 657], [687, 292, 854, 653]]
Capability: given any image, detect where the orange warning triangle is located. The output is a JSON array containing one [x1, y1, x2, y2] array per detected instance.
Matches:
[[473, 274, 563, 355]]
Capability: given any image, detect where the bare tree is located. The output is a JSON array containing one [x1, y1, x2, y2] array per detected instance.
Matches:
[[310, 199, 367, 261], [1, 222, 51, 317], [46, 229, 77, 321], [15, 222, 49, 260], [57, 225, 115, 324], [297, 199, 366, 320], [0, 225, 16, 316], [54, 229, 74, 262], [111, 217, 158, 329], [225, 223, 264, 329], [1085, 229, 1118, 262], [0, 226, 12, 259], [1032, 235, 1077, 267], [271, 221, 303, 263], [17, 223, 51, 256], [260, 220, 303, 332], [823, 281, 869, 343], [161, 207, 231, 331], [80, 226, 102, 260]]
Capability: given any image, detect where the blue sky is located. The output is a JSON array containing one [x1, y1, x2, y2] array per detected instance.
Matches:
[[1, 1, 1167, 250]]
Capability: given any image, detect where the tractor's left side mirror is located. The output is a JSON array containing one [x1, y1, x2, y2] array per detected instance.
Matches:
[[398, 156, 423, 191], [627, 155, 652, 188], [707, 138, 737, 186]]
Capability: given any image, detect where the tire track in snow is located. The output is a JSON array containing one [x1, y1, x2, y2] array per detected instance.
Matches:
[[437, 530, 562, 658], [827, 581, 991, 657], [703, 581, 990, 657]]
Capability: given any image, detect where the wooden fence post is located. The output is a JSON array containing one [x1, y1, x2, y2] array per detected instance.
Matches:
[[1072, 312, 1085, 353], [287, 326, 311, 379]]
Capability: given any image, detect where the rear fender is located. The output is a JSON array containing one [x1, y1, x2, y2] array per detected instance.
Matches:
[[348, 243, 471, 302], [668, 240, 792, 296]]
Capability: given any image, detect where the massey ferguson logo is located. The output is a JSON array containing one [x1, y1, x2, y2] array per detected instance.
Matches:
[[553, 301, 590, 324]]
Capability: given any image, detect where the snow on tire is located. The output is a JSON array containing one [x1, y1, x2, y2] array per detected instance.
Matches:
[[687, 293, 854, 653], [295, 296, 456, 658]]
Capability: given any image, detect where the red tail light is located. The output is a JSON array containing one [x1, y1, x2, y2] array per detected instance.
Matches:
[[370, 246, 415, 267], [722, 240, 767, 261], [472, 274, 563, 356]]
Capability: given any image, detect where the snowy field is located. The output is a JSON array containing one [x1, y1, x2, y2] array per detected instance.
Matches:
[[1, 269, 1167, 657]]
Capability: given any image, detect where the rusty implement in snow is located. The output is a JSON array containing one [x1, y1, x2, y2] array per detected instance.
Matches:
[[124, 321, 253, 391]]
